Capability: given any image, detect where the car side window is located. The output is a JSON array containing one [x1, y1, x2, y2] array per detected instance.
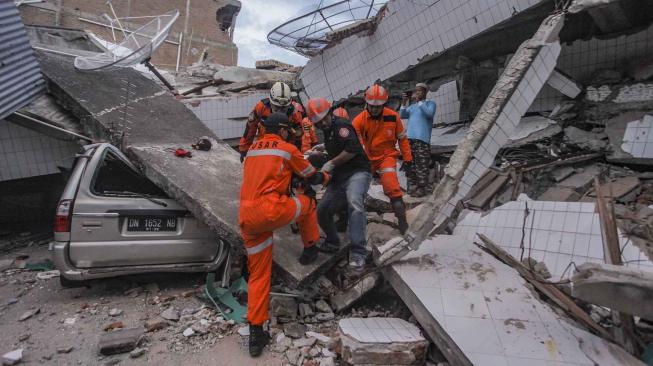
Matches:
[[92, 151, 168, 197]]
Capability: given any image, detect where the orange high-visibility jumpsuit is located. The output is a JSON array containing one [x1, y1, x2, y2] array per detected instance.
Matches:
[[239, 134, 320, 326], [239, 99, 304, 154], [300, 117, 318, 153], [352, 107, 412, 199]]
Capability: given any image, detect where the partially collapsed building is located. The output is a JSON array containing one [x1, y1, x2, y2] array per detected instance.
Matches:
[[1, 0, 653, 365]]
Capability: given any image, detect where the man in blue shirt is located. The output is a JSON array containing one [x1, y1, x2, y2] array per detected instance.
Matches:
[[400, 83, 436, 197]]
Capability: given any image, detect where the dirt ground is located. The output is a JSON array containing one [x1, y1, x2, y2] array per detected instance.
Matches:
[[0, 244, 284, 366]]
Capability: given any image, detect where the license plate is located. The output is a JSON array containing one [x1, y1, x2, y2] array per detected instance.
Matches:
[[126, 217, 177, 232]]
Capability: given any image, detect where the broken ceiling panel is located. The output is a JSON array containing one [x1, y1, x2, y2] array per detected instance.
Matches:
[[184, 92, 268, 142], [300, 0, 542, 101], [380, 234, 645, 366], [621, 115, 653, 159], [454, 197, 653, 280]]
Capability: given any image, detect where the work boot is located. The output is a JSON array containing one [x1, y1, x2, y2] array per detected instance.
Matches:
[[348, 254, 366, 275], [248, 324, 270, 357], [391, 198, 409, 235], [299, 245, 318, 265], [316, 238, 340, 253]]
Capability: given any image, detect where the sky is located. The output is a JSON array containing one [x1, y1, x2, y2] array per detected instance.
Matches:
[[232, 0, 312, 68]]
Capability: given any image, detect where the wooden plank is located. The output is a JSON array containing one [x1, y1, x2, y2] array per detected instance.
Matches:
[[466, 175, 509, 209], [594, 178, 638, 354], [478, 234, 613, 340]]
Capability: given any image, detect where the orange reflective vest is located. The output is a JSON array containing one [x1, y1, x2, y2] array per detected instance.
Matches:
[[240, 134, 317, 203], [238, 100, 303, 153], [352, 107, 413, 163]]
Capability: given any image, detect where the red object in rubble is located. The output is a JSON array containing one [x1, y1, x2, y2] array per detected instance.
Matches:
[[174, 148, 192, 158]]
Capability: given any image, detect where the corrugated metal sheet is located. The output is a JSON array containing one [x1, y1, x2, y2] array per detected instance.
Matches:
[[0, 1, 44, 120]]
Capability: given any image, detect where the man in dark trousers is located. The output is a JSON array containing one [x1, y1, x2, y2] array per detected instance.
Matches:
[[305, 98, 372, 273]]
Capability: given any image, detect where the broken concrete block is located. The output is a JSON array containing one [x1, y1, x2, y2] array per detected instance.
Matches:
[[144, 319, 168, 332], [98, 328, 144, 355], [563, 126, 608, 151], [338, 318, 428, 365], [1, 349, 23, 366], [314, 299, 332, 314], [270, 296, 298, 319], [330, 273, 380, 312], [283, 322, 307, 339], [292, 337, 317, 349], [298, 303, 314, 318], [18, 308, 39, 321], [550, 166, 575, 182], [160, 307, 180, 322], [537, 186, 580, 201], [572, 263, 653, 319]]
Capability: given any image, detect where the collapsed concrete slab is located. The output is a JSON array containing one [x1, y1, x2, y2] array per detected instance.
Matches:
[[606, 113, 653, 165], [35, 51, 339, 287], [377, 234, 645, 366], [572, 262, 653, 319]]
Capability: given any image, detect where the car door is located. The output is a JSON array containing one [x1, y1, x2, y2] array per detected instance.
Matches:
[[68, 144, 219, 268]]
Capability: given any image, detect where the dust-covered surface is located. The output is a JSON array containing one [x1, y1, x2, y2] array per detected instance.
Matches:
[[378, 234, 645, 366], [0, 245, 284, 365]]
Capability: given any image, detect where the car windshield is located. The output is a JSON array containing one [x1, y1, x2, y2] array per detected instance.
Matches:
[[92, 151, 168, 198]]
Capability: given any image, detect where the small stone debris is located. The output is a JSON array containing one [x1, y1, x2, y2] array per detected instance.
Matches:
[[108, 308, 123, 317], [283, 322, 306, 339], [180, 307, 198, 317], [18, 308, 40, 321], [7, 298, 18, 305], [292, 337, 317, 349], [237, 325, 249, 336], [36, 270, 60, 280], [319, 357, 336, 366], [17, 334, 30, 342], [160, 306, 180, 322], [182, 327, 195, 337], [305, 331, 333, 347], [330, 273, 380, 312], [285, 348, 301, 365], [98, 328, 144, 356], [144, 319, 168, 332], [56, 346, 74, 354], [298, 303, 314, 318], [123, 287, 141, 297], [63, 317, 76, 325], [273, 333, 293, 352], [270, 296, 298, 319], [314, 299, 332, 313], [1, 348, 23, 366], [129, 347, 146, 359], [314, 312, 335, 322], [104, 321, 124, 331]]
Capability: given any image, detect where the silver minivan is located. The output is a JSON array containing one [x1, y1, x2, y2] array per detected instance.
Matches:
[[52, 143, 228, 286]]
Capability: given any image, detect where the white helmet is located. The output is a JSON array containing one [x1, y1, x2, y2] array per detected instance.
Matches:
[[269, 82, 291, 107]]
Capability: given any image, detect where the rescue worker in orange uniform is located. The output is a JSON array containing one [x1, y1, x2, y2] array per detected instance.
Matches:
[[294, 102, 318, 153], [238, 82, 304, 162], [352, 84, 413, 234], [239, 112, 329, 357]]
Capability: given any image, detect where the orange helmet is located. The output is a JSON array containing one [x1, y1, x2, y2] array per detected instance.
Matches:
[[333, 107, 349, 119], [306, 98, 332, 123], [365, 84, 388, 106]]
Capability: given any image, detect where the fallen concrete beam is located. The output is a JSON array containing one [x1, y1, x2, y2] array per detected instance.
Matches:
[[35, 51, 340, 287], [377, 235, 645, 366], [572, 262, 653, 319]]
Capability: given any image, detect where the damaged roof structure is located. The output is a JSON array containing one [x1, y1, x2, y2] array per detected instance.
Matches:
[[277, 0, 653, 365]]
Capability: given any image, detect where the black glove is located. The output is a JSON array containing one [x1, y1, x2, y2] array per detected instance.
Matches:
[[240, 151, 247, 163], [400, 161, 413, 175]]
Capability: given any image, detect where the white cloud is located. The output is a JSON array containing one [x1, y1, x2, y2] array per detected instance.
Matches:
[[233, 0, 310, 67]]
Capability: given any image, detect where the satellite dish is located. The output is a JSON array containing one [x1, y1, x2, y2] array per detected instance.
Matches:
[[74, 10, 179, 70]]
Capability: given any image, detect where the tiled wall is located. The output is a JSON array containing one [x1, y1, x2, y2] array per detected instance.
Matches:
[[435, 42, 561, 225], [529, 23, 653, 113], [183, 92, 268, 141], [454, 199, 653, 279], [428, 80, 460, 125], [300, 0, 542, 102], [0, 119, 79, 181]]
